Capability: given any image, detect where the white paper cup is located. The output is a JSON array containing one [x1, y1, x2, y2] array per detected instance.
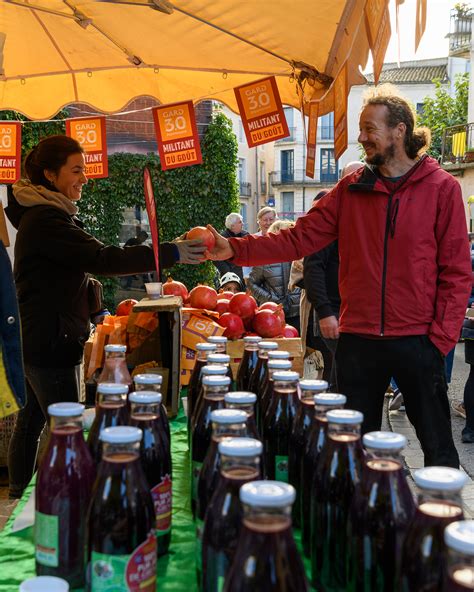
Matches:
[[145, 282, 162, 299], [20, 576, 69, 591]]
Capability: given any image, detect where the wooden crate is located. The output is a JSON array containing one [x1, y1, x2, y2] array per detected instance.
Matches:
[[226, 337, 304, 377]]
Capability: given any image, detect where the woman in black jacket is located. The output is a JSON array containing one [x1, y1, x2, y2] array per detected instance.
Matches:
[[6, 135, 205, 498]]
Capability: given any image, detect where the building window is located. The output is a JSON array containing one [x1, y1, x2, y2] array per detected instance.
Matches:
[[238, 158, 246, 183], [281, 150, 294, 182], [238, 120, 244, 143], [320, 112, 334, 140], [416, 102, 425, 116], [281, 192, 294, 219], [320, 148, 338, 182], [240, 203, 248, 229]]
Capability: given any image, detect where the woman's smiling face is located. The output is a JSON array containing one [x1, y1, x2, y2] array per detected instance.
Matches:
[[46, 152, 87, 201]]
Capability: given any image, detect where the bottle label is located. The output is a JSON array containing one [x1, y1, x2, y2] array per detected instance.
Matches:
[[275, 455, 289, 482], [91, 532, 156, 592], [196, 517, 204, 572], [192, 460, 202, 502], [35, 511, 59, 567], [151, 474, 172, 536]]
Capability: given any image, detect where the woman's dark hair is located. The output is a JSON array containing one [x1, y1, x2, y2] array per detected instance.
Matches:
[[24, 135, 84, 188]]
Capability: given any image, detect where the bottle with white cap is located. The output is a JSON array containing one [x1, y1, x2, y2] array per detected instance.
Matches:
[[288, 380, 328, 528], [262, 370, 300, 483], [225, 391, 259, 439], [129, 391, 172, 557], [207, 335, 228, 354], [247, 340, 279, 401], [259, 358, 293, 429], [87, 427, 156, 591], [87, 382, 129, 463], [96, 344, 132, 400], [236, 335, 262, 391], [191, 365, 229, 435], [311, 409, 365, 591], [444, 520, 474, 591], [133, 373, 170, 442], [301, 392, 346, 557], [223, 481, 309, 591], [207, 352, 234, 384], [187, 342, 218, 421], [35, 403, 95, 588], [19, 576, 69, 592], [400, 466, 468, 591], [347, 431, 416, 590], [191, 375, 231, 516], [201, 438, 263, 592], [195, 409, 248, 586]]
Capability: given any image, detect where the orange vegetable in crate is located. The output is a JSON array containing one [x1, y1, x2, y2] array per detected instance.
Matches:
[[186, 226, 216, 251], [163, 276, 188, 300], [189, 285, 218, 310], [116, 298, 138, 316]]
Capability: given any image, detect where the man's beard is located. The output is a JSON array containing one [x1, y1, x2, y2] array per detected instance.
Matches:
[[365, 143, 395, 166]]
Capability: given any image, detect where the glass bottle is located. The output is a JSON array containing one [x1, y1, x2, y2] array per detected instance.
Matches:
[[288, 379, 328, 527], [444, 520, 474, 591], [87, 426, 156, 592], [259, 358, 292, 431], [187, 342, 217, 422], [207, 352, 234, 384], [248, 341, 278, 421], [191, 375, 231, 517], [129, 391, 172, 557], [207, 335, 228, 353], [258, 350, 291, 413], [400, 466, 468, 591], [35, 403, 95, 589], [191, 364, 229, 437], [133, 373, 170, 443], [300, 392, 346, 557], [262, 370, 300, 483], [201, 438, 263, 592], [223, 481, 309, 591], [236, 335, 262, 391], [348, 431, 416, 591], [195, 409, 248, 588], [311, 409, 365, 591], [224, 391, 259, 439], [96, 344, 132, 400]]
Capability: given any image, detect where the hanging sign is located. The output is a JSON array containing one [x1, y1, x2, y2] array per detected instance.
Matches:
[[365, 0, 391, 84], [143, 167, 160, 279], [66, 116, 108, 179], [152, 101, 202, 171], [333, 64, 348, 161], [234, 76, 289, 147], [305, 102, 319, 179], [0, 122, 21, 184]]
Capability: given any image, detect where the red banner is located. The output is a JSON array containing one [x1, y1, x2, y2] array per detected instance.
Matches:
[[234, 76, 290, 147], [0, 122, 21, 184], [365, 0, 391, 85], [66, 116, 108, 179], [305, 102, 319, 179], [152, 101, 202, 171], [143, 167, 160, 278], [333, 64, 348, 161]]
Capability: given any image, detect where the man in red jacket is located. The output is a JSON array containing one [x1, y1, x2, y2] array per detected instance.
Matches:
[[207, 88, 472, 467]]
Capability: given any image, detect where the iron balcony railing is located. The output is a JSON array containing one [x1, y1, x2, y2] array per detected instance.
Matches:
[[449, 8, 473, 55], [239, 181, 252, 196], [270, 169, 338, 185], [441, 122, 474, 164]]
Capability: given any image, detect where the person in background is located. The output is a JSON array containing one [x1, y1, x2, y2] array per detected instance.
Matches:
[[5, 134, 207, 498], [248, 219, 301, 332], [214, 213, 248, 283], [218, 271, 245, 294]]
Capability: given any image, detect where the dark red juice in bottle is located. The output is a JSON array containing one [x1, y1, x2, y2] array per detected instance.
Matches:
[[207, 353, 235, 386], [288, 379, 328, 527], [236, 336, 261, 391], [311, 409, 365, 591], [348, 431, 416, 591], [262, 370, 300, 483], [223, 481, 309, 591], [133, 373, 170, 443], [191, 375, 230, 518], [129, 391, 172, 557], [300, 392, 346, 557], [259, 357, 292, 432], [87, 383, 129, 464], [400, 466, 468, 592], [87, 426, 156, 592], [201, 438, 263, 592], [247, 341, 278, 422], [187, 342, 217, 424], [444, 521, 474, 592], [35, 403, 95, 588], [96, 344, 132, 404], [224, 391, 260, 439], [191, 364, 227, 441]]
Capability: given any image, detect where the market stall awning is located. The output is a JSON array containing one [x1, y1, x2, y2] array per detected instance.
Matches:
[[0, 0, 423, 119]]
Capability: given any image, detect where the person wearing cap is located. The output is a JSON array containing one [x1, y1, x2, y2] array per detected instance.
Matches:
[[218, 271, 244, 294], [213, 213, 248, 283]]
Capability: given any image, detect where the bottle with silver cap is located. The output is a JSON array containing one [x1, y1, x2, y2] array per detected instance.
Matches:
[[87, 427, 156, 591], [20, 576, 69, 592], [133, 373, 170, 442], [191, 375, 231, 516], [191, 365, 229, 436], [223, 481, 309, 591], [311, 409, 365, 591], [262, 370, 300, 483], [201, 438, 263, 592], [87, 382, 129, 463], [96, 344, 132, 400], [288, 380, 328, 528], [35, 403, 95, 588], [444, 520, 474, 591], [259, 357, 293, 430], [207, 352, 234, 384], [207, 335, 228, 354], [247, 340, 279, 403], [236, 335, 262, 391], [400, 466, 468, 591], [258, 349, 291, 413], [129, 391, 172, 557], [195, 409, 248, 587], [347, 431, 416, 591], [225, 391, 260, 439], [301, 393, 346, 557], [187, 342, 218, 422]]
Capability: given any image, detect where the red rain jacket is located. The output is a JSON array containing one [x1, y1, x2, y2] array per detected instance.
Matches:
[[229, 157, 471, 355]]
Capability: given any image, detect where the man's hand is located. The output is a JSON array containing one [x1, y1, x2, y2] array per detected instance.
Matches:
[[173, 236, 207, 264], [205, 224, 235, 261], [319, 315, 339, 339]]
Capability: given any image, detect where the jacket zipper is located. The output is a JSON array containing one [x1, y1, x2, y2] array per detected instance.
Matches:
[[380, 192, 394, 336]]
